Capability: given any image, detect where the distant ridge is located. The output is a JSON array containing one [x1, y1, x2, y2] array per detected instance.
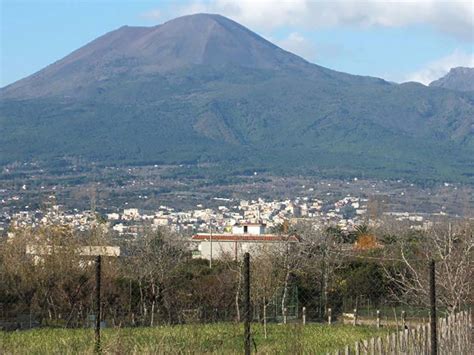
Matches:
[[429, 67, 474, 92], [1, 14, 473, 183]]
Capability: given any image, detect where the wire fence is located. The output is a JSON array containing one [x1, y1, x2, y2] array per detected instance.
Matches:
[[0, 224, 472, 353]]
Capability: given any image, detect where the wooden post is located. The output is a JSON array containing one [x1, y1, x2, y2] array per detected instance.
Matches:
[[404, 329, 409, 352], [302, 307, 306, 325], [344, 345, 350, 355], [328, 308, 332, 325], [353, 308, 357, 326], [429, 259, 437, 355], [95, 255, 101, 353], [376, 310, 380, 329], [209, 233, 213, 267], [355, 341, 360, 355], [399, 330, 404, 352], [413, 326, 419, 353], [369, 337, 375, 354], [283, 307, 287, 324], [362, 340, 368, 353], [424, 324, 429, 353], [243, 252, 251, 355], [376, 337, 382, 353], [445, 314, 451, 350]]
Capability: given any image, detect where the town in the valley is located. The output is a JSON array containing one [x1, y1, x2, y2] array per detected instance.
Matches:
[[4, 190, 445, 241]]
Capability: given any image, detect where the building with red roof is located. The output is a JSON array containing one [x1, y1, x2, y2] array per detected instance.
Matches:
[[191, 223, 299, 261]]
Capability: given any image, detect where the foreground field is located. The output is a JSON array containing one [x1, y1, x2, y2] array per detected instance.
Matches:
[[0, 323, 389, 354]]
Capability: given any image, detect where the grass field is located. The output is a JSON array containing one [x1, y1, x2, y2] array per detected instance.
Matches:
[[0, 323, 389, 354]]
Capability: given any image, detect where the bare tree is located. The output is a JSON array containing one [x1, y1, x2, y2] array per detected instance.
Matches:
[[294, 221, 347, 318], [382, 219, 473, 314], [125, 227, 186, 326], [250, 244, 286, 337]]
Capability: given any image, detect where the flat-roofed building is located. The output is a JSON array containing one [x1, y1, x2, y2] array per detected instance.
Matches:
[[191, 223, 299, 260]]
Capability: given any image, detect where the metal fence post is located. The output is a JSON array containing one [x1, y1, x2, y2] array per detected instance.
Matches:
[[430, 259, 437, 355], [243, 252, 251, 355], [95, 255, 102, 353], [302, 306, 306, 325]]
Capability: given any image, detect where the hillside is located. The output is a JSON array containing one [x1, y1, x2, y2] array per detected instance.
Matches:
[[1, 14, 473, 183], [430, 67, 474, 92]]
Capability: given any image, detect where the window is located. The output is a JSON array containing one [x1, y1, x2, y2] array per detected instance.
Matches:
[[244, 225, 248, 233]]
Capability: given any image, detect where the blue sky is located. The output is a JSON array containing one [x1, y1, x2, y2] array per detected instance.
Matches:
[[1, 0, 473, 87]]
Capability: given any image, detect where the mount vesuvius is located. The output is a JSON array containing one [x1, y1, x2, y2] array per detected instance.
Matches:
[[1, 14, 473, 182]]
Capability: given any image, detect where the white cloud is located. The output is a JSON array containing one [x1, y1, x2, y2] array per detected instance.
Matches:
[[274, 32, 317, 61], [405, 50, 474, 84], [158, 0, 474, 41]]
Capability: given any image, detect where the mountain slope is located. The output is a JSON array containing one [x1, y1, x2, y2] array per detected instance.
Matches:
[[1, 14, 312, 99], [1, 14, 473, 183], [430, 67, 474, 92]]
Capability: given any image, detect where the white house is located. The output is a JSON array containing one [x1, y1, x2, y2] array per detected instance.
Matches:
[[107, 213, 120, 221], [191, 223, 299, 261], [122, 208, 140, 220], [153, 216, 170, 226], [231, 223, 266, 235]]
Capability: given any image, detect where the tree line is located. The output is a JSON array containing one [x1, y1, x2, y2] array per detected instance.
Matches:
[[0, 218, 472, 330]]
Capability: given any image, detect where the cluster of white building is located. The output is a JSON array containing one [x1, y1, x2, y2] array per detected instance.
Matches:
[[8, 205, 99, 232], [104, 196, 368, 237], [4, 193, 435, 248], [3, 195, 364, 237], [3, 192, 448, 263]]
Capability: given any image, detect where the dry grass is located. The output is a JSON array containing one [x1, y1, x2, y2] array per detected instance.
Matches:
[[0, 323, 389, 354]]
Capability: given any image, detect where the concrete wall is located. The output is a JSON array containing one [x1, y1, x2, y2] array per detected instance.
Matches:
[[197, 240, 281, 260]]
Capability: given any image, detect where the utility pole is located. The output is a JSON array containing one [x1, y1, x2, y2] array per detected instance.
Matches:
[[243, 252, 251, 355], [95, 255, 101, 353], [25, 245, 119, 354], [209, 220, 213, 268], [430, 259, 437, 355]]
